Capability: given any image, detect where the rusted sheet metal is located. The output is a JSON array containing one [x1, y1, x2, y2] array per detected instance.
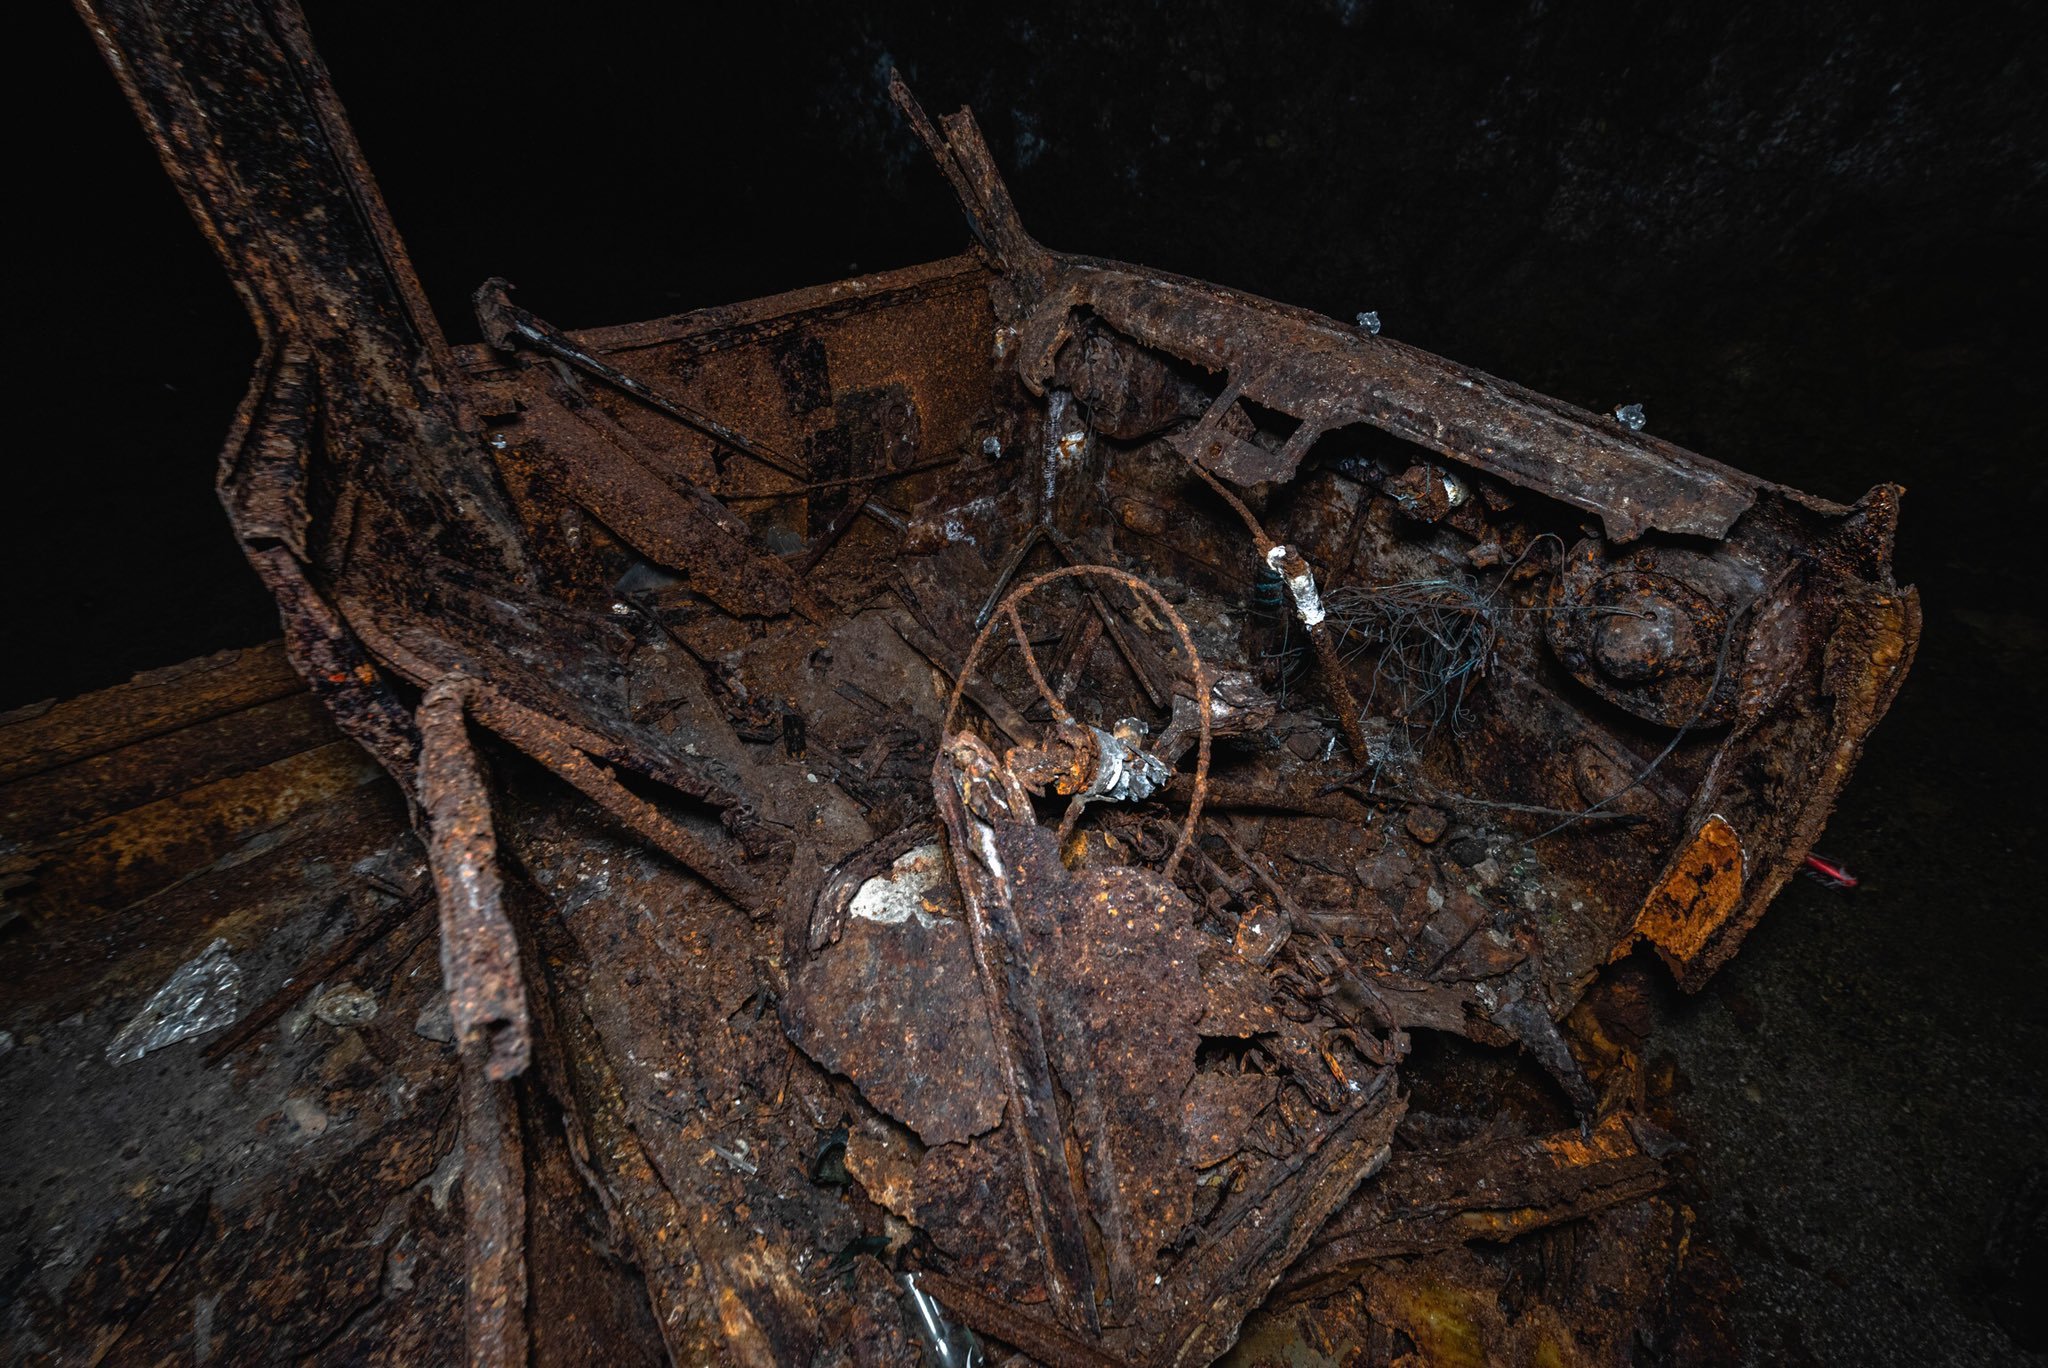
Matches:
[[0, 642, 306, 782], [785, 835, 1007, 1145], [63, 4, 1914, 1364], [1017, 266, 1762, 542], [1278, 1112, 1671, 1300], [513, 366, 800, 619]]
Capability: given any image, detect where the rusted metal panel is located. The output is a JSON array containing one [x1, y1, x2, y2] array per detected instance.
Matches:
[[1019, 264, 1763, 542]]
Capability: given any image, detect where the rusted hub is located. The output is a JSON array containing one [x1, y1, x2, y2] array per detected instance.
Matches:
[[1591, 590, 1695, 682], [1548, 540, 1746, 727]]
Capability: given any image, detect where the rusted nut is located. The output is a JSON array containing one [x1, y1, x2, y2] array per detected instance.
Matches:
[[1591, 596, 1692, 682]]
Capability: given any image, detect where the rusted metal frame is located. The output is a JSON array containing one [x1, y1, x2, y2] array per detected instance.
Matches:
[[459, 685, 768, 913], [889, 86, 1171, 714], [803, 356, 929, 576], [477, 277, 806, 480], [886, 72, 1044, 279], [932, 737, 1103, 1335], [228, 344, 421, 787], [1339, 777, 1645, 825], [419, 680, 532, 1082], [74, 0, 449, 384], [416, 687, 528, 1366], [1184, 1064, 1398, 1265], [473, 252, 988, 370], [1166, 371, 1255, 479], [76, 0, 525, 804], [476, 694, 761, 845], [1205, 820, 1304, 928], [265, 2, 462, 391], [459, 1040, 530, 1368], [797, 476, 882, 576], [1014, 269, 1764, 543], [342, 599, 770, 897], [249, 545, 423, 781], [1158, 772, 1366, 820], [87, 0, 525, 568]]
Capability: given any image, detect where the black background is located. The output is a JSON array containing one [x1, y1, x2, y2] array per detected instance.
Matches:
[[20, 2, 2047, 1362]]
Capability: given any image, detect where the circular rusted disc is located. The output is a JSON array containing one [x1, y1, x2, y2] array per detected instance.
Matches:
[[1547, 539, 1739, 727]]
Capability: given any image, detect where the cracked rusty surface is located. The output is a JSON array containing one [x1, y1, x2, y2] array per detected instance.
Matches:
[[32, 1, 1918, 1361]]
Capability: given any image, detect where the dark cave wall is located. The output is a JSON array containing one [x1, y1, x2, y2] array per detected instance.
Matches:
[[19, 0, 2041, 707]]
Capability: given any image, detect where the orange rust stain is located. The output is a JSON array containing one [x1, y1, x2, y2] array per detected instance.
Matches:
[[1621, 814, 1744, 965], [1538, 1112, 1638, 1167]]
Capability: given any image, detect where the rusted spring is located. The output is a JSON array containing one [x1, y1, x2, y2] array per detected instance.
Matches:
[[940, 565, 1211, 880]]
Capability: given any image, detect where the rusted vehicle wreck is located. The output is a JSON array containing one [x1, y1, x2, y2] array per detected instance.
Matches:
[[28, 0, 1915, 1361]]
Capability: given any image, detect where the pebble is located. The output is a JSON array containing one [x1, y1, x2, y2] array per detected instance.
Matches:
[[313, 982, 378, 1028], [283, 1096, 328, 1137], [414, 999, 455, 1044]]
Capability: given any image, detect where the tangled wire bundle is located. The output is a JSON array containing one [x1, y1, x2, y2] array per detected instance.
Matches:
[[1319, 575, 1502, 760]]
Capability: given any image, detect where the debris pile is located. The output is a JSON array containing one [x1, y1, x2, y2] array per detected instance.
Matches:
[[29, 2, 1917, 1361]]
